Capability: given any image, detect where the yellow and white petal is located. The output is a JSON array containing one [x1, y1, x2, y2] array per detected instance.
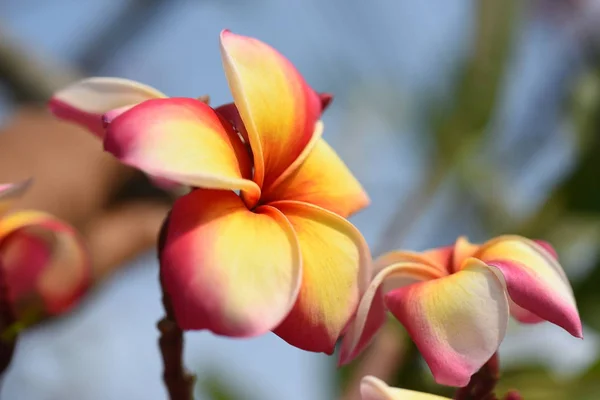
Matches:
[[262, 125, 370, 218], [451, 236, 480, 273], [220, 30, 321, 189], [474, 235, 582, 338], [48, 77, 165, 138], [104, 97, 260, 201], [361, 376, 450, 400], [270, 200, 370, 354], [374, 248, 451, 277], [339, 261, 443, 365], [161, 189, 301, 337], [385, 259, 509, 387]]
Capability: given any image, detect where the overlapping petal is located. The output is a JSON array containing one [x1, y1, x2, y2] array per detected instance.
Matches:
[[373, 249, 451, 277], [451, 236, 479, 273], [220, 30, 321, 189], [339, 260, 443, 365], [271, 200, 370, 354], [215, 92, 334, 144], [385, 259, 509, 387], [48, 77, 165, 138], [262, 125, 370, 218], [0, 180, 31, 216], [0, 211, 91, 320], [161, 189, 302, 337], [104, 98, 260, 201], [474, 236, 582, 338], [361, 376, 450, 400]]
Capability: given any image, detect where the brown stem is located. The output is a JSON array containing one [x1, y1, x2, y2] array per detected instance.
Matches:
[[453, 353, 500, 400], [0, 258, 17, 376], [157, 217, 195, 400]]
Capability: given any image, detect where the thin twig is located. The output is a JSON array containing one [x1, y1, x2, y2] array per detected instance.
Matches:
[[157, 217, 195, 400]]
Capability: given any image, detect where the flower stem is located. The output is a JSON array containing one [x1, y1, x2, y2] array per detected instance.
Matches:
[[0, 260, 17, 377], [158, 217, 195, 400], [452, 354, 525, 400], [453, 354, 500, 400]]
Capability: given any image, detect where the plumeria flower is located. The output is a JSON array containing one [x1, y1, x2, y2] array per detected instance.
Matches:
[[340, 236, 582, 386], [48, 30, 371, 353], [361, 376, 449, 400], [0, 180, 90, 333]]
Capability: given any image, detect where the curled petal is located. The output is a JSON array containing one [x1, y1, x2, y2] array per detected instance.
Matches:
[[0, 211, 91, 321], [48, 77, 165, 138], [374, 250, 449, 277], [216, 92, 332, 144], [533, 239, 559, 260], [509, 301, 544, 324], [452, 236, 479, 273], [360, 376, 450, 400], [220, 30, 321, 189], [161, 189, 302, 337], [319, 93, 333, 112], [263, 125, 370, 218], [385, 259, 509, 387], [271, 200, 370, 354], [0, 180, 32, 216], [104, 98, 260, 202], [215, 103, 249, 143], [339, 261, 441, 366], [102, 104, 136, 126], [475, 236, 582, 338]]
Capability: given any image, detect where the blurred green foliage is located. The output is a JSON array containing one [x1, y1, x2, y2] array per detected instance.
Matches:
[[196, 371, 256, 400]]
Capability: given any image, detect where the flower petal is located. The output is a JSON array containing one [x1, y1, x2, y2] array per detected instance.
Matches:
[[215, 93, 332, 144], [262, 125, 370, 218], [0, 211, 91, 320], [509, 301, 544, 324], [360, 376, 450, 400], [339, 261, 442, 365], [270, 200, 370, 354], [385, 258, 509, 387], [104, 98, 260, 201], [452, 236, 479, 273], [475, 236, 582, 338], [220, 30, 321, 188], [214, 102, 249, 143], [319, 93, 334, 112], [161, 189, 302, 337], [0, 180, 32, 216], [374, 250, 450, 277], [48, 77, 165, 138]]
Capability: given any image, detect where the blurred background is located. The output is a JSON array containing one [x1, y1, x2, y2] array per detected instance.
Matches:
[[0, 0, 600, 399]]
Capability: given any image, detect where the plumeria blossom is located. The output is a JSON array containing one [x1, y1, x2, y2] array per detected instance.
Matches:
[[0, 180, 90, 332], [48, 30, 371, 353], [340, 235, 582, 386], [361, 376, 449, 400]]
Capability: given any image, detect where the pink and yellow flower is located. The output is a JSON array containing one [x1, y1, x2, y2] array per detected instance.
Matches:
[[361, 376, 449, 400], [340, 236, 582, 386], [49, 31, 370, 353], [0, 180, 90, 329]]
